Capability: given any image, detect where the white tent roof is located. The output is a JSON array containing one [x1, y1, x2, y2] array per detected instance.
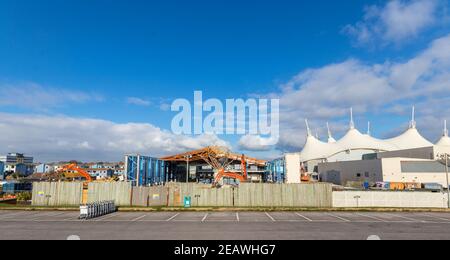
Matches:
[[436, 120, 450, 147], [298, 108, 439, 162], [299, 135, 340, 162], [437, 136, 450, 147], [386, 127, 433, 150], [336, 128, 398, 152]]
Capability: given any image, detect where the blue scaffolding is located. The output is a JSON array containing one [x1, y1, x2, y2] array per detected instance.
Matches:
[[265, 158, 285, 183], [125, 155, 167, 186]]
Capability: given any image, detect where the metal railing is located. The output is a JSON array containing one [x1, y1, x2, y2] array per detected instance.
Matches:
[[79, 201, 116, 220]]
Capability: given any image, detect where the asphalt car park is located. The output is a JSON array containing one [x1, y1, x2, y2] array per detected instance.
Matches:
[[2, 210, 450, 223], [1, 210, 450, 240]]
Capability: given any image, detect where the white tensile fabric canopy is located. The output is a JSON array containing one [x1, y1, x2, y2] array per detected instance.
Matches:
[[298, 109, 448, 162], [385, 127, 433, 150], [436, 120, 450, 147]]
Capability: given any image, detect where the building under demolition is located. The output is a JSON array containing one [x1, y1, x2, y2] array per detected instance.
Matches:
[[161, 147, 267, 185], [124, 147, 267, 186]]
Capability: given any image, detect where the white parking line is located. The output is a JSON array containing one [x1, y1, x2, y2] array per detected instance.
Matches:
[[202, 213, 209, 222], [0, 211, 32, 220], [32, 212, 66, 221], [355, 213, 387, 222], [419, 213, 450, 222], [265, 212, 276, 222], [94, 213, 119, 221], [132, 214, 148, 222], [236, 212, 240, 222], [327, 213, 351, 222], [166, 213, 180, 222], [63, 215, 81, 221], [385, 213, 421, 222], [295, 213, 313, 222]]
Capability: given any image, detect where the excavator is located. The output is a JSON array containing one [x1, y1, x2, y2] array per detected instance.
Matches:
[[212, 154, 248, 187], [300, 162, 310, 183], [57, 163, 93, 204]]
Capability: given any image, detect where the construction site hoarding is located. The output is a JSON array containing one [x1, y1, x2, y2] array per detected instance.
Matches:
[[32, 182, 83, 206], [166, 183, 234, 207], [166, 182, 332, 208], [87, 182, 132, 206], [31, 181, 332, 208], [235, 183, 332, 208], [131, 186, 169, 207]]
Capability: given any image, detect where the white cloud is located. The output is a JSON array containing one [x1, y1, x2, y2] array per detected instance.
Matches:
[[344, 0, 444, 46], [238, 135, 277, 151], [246, 34, 450, 152], [126, 97, 151, 106], [0, 113, 230, 162], [0, 82, 103, 110]]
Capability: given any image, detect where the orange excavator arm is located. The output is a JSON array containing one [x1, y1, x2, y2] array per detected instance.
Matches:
[[213, 154, 248, 186], [60, 163, 93, 182]]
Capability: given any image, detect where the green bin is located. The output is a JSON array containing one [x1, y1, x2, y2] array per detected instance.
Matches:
[[184, 196, 192, 208]]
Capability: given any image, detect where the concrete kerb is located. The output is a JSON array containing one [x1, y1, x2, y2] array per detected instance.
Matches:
[[115, 207, 450, 213], [2, 205, 450, 213]]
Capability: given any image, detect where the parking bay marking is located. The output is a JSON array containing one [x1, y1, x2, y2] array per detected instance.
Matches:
[[32, 212, 66, 221], [0, 211, 35, 220], [94, 213, 120, 222], [166, 213, 180, 222], [385, 213, 422, 222], [327, 213, 351, 222], [355, 213, 387, 222], [295, 213, 313, 222], [132, 214, 148, 222], [265, 212, 276, 222], [419, 213, 450, 222]]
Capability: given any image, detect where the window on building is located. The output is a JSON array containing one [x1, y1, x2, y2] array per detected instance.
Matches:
[[356, 173, 361, 178], [365, 172, 369, 178]]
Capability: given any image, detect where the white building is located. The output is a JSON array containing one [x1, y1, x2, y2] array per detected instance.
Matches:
[[34, 164, 54, 174], [281, 108, 450, 184], [86, 168, 114, 179], [319, 157, 450, 188], [318, 120, 450, 187]]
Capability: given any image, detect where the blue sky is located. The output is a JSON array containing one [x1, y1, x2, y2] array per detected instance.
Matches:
[[0, 0, 450, 162]]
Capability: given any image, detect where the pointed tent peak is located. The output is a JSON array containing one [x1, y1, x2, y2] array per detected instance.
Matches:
[[436, 121, 450, 146], [327, 122, 332, 138], [436, 136, 450, 147], [305, 119, 312, 137], [299, 132, 340, 162], [349, 107, 355, 129], [444, 120, 448, 137], [386, 126, 433, 150], [326, 122, 336, 143], [409, 106, 417, 129]]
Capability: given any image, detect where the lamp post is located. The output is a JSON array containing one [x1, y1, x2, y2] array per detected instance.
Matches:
[[445, 154, 450, 209], [185, 155, 192, 183]]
